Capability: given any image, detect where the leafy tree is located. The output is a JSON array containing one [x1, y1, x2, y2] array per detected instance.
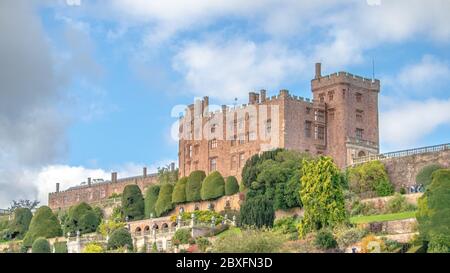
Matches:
[[157, 164, 179, 185], [63, 202, 101, 235], [196, 237, 211, 252], [201, 171, 225, 200], [416, 164, 443, 188], [241, 149, 283, 188], [155, 183, 174, 217], [23, 206, 62, 247], [144, 185, 160, 218], [8, 199, 40, 212], [172, 177, 188, 204], [185, 170, 206, 202], [416, 169, 450, 253], [314, 229, 337, 249], [225, 176, 239, 196], [122, 185, 145, 221], [7, 207, 32, 239], [32, 237, 51, 253], [98, 219, 125, 237], [298, 157, 347, 237], [239, 195, 275, 228], [347, 160, 394, 197], [107, 228, 133, 250]]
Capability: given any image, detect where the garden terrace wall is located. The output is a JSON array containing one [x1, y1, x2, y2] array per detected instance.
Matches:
[[360, 193, 422, 210], [172, 193, 242, 215]]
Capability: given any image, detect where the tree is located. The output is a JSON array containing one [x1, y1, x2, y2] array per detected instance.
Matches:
[[144, 185, 160, 218], [83, 242, 105, 253], [107, 228, 133, 250], [225, 176, 239, 196], [185, 170, 206, 202], [172, 228, 192, 246], [212, 229, 285, 253], [8, 199, 40, 212], [157, 164, 179, 185], [32, 237, 51, 253], [201, 171, 225, 200], [155, 183, 174, 217], [347, 160, 394, 197], [416, 169, 450, 253], [416, 164, 443, 188], [122, 185, 145, 221], [314, 229, 337, 250], [7, 207, 32, 239], [298, 157, 347, 237], [23, 206, 62, 247], [239, 195, 275, 228], [241, 149, 283, 189], [63, 202, 101, 235], [172, 177, 188, 204]]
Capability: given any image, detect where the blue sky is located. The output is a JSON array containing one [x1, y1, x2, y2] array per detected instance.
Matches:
[[1, 0, 450, 206]]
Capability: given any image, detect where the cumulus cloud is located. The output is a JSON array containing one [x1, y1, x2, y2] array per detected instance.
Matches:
[[172, 38, 306, 102], [380, 98, 450, 149]]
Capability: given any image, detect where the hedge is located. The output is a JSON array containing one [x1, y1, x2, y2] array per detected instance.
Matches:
[[107, 228, 133, 250], [201, 171, 225, 200], [225, 176, 239, 196], [54, 241, 68, 253], [32, 237, 51, 253], [186, 170, 206, 202], [155, 183, 174, 217], [8, 207, 32, 239], [144, 185, 160, 218], [122, 185, 145, 221], [64, 202, 101, 235], [23, 206, 62, 247], [172, 177, 188, 204]]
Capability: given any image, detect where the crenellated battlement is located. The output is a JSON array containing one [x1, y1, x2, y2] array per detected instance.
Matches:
[[312, 70, 380, 91]]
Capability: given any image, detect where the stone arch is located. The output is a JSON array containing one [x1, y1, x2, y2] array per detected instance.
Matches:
[[171, 222, 177, 228], [358, 151, 366, 157], [135, 227, 142, 236], [152, 223, 159, 230], [208, 203, 215, 211], [144, 225, 150, 234], [161, 223, 169, 230], [194, 204, 200, 211]]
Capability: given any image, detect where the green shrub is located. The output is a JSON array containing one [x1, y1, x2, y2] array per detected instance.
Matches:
[[23, 206, 62, 247], [212, 229, 285, 253], [201, 171, 225, 200], [155, 183, 174, 217], [416, 164, 443, 188], [347, 160, 394, 197], [173, 228, 192, 246], [144, 185, 160, 218], [239, 195, 275, 228], [64, 202, 101, 235], [273, 216, 300, 240], [428, 234, 450, 253], [83, 242, 105, 253], [385, 193, 416, 214], [196, 237, 211, 252], [122, 185, 145, 221], [32, 237, 51, 253], [314, 229, 337, 250], [53, 241, 68, 253], [172, 177, 188, 204], [333, 225, 368, 249], [225, 176, 239, 196], [186, 170, 206, 202], [107, 228, 133, 250], [7, 208, 32, 239]]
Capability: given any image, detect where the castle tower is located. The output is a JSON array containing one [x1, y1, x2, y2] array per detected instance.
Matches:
[[311, 63, 380, 168]]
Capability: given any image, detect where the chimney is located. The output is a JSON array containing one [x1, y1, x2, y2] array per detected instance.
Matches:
[[56, 183, 60, 193], [249, 92, 257, 104], [87, 177, 92, 187], [279, 89, 289, 97], [111, 172, 117, 183], [260, 89, 267, 102], [143, 167, 147, 177], [315, 63, 322, 79], [203, 96, 209, 112]]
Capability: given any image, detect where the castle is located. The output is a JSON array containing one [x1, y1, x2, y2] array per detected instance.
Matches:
[[49, 63, 380, 210]]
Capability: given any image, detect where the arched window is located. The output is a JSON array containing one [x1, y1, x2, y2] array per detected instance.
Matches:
[[358, 151, 366, 158]]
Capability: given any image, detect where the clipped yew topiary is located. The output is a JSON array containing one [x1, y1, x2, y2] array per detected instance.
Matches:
[[32, 237, 51, 253], [225, 176, 239, 196], [23, 206, 62, 247], [172, 177, 188, 204], [155, 183, 174, 217], [64, 202, 101, 235], [122, 184, 145, 221], [186, 170, 206, 202], [8, 207, 32, 239], [107, 228, 133, 250], [201, 171, 225, 200], [144, 185, 160, 218]]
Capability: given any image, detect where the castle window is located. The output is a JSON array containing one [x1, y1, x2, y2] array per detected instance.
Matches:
[[319, 93, 325, 102], [249, 131, 257, 141], [356, 93, 362, 103], [187, 145, 193, 158], [239, 153, 245, 168], [209, 158, 217, 172], [356, 110, 363, 122], [305, 121, 312, 138], [231, 135, 237, 146], [210, 139, 218, 149], [328, 109, 335, 121], [194, 145, 199, 155], [266, 119, 272, 135], [328, 91, 334, 101], [211, 124, 216, 134], [306, 107, 311, 114], [356, 128, 364, 140], [231, 155, 237, 170], [315, 125, 325, 140], [315, 110, 325, 122], [238, 134, 245, 145]]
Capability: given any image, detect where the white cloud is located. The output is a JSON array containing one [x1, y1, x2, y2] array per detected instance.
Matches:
[[172, 38, 306, 102], [380, 98, 450, 149]]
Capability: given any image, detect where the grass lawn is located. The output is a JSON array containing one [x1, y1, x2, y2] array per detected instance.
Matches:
[[350, 211, 417, 224], [216, 227, 241, 238]]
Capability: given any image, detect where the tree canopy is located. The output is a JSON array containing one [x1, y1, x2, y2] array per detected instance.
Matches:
[[63, 202, 101, 235], [23, 206, 62, 247], [144, 185, 160, 218], [172, 177, 188, 204], [201, 171, 225, 200], [185, 170, 206, 202], [122, 185, 145, 221]]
